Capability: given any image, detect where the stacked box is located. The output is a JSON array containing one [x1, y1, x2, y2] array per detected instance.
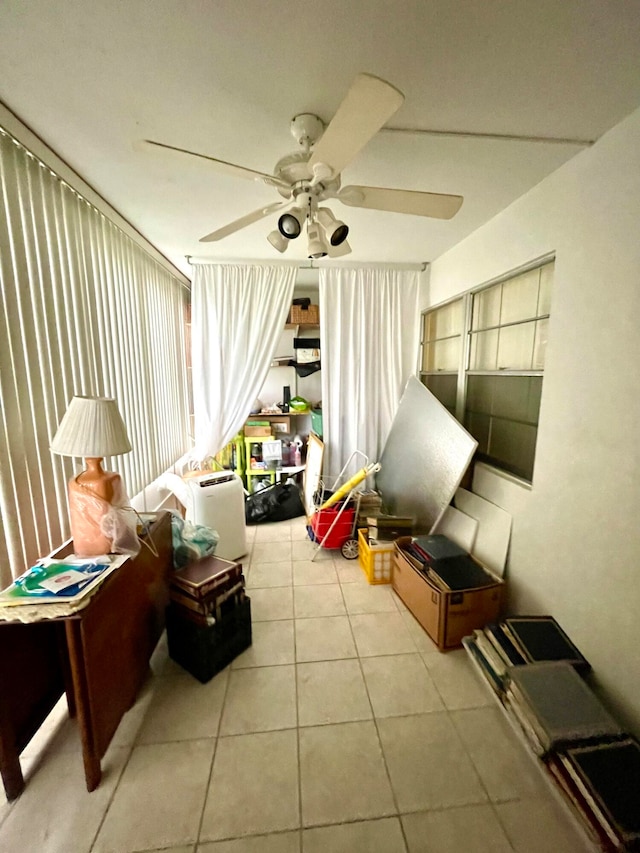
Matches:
[[355, 490, 383, 527], [367, 514, 414, 541], [393, 538, 504, 650], [166, 555, 251, 681]]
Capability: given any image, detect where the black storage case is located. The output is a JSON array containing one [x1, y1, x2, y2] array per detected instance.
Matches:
[[166, 597, 252, 683]]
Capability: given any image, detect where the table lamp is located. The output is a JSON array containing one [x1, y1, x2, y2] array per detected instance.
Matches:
[[51, 396, 132, 557]]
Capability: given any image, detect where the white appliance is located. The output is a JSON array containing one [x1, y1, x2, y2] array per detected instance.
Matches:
[[185, 471, 247, 561]]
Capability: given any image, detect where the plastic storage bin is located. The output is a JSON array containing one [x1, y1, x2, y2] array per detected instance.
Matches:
[[310, 408, 323, 438], [358, 528, 395, 584]]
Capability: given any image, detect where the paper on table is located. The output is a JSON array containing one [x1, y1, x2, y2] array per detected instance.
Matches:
[[0, 555, 126, 605]]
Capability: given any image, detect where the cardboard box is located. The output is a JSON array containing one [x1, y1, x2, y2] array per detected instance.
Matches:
[[393, 538, 504, 651], [244, 425, 273, 437], [269, 415, 291, 434]]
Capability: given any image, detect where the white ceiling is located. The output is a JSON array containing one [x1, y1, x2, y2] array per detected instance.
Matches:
[[1, 1, 640, 278]]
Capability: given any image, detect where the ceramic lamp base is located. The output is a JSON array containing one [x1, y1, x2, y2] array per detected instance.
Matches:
[[68, 457, 121, 557]]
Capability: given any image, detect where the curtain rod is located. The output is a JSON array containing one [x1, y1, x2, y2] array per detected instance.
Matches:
[[185, 256, 428, 272]]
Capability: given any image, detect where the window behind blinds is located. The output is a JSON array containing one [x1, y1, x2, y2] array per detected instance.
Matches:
[[0, 127, 191, 585], [419, 258, 554, 483]]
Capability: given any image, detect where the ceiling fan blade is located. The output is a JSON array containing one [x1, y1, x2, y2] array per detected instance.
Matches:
[[142, 139, 292, 191], [200, 201, 290, 242], [338, 185, 464, 220], [308, 73, 404, 179]]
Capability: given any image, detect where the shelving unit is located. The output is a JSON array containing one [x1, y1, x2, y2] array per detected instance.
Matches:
[[244, 435, 277, 491], [213, 432, 245, 480]]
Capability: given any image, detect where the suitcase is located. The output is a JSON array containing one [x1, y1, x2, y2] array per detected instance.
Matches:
[[166, 597, 252, 683], [170, 555, 245, 620]]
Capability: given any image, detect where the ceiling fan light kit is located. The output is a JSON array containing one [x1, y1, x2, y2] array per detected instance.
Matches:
[[317, 207, 349, 246], [306, 223, 328, 260], [277, 205, 306, 239], [267, 229, 289, 253], [143, 72, 464, 258]]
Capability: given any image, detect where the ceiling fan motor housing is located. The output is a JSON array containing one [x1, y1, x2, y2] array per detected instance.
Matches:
[[290, 113, 325, 148]]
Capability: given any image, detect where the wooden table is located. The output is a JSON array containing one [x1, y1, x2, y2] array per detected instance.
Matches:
[[0, 511, 173, 799]]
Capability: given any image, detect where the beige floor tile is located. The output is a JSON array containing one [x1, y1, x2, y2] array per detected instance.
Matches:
[[361, 653, 444, 717], [110, 677, 158, 747], [291, 521, 312, 540], [20, 711, 81, 757], [93, 739, 214, 852], [246, 561, 293, 588], [251, 542, 292, 563], [200, 730, 299, 841], [495, 796, 598, 853], [150, 631, 185, 677], [377, 712, 488, 812], [302, 816, 406, 852], [421, 648, 494, 710], [143, 847, 195, 853], [390, 589, 408, 611], [334, 560, 368, 583], [451, 706, 550, 802], [20, 695, 68, 756], [342, 583, 399, 614], [292, 539, 334, 561], [0, 798, 13, 829], [295, 615, 357, 662], [294, 583, 346, 617], [249, 586, 294, 621], [0, 745, 129, 853], [349, 612, 417, 657], [219, 665, 297, 734], [299, 721, 396, 826], [402, 804, 513, 853], [400, 611, 439, 654], [297, 659, 372, 726], [136, 669, 228, 744], [292, 559, 339, 585], [198, 831, 300, 852], [232, 620, 295, 668], [253, 523, 292, 542]]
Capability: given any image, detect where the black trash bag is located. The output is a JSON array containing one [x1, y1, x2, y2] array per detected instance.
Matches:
[[245, 481, 306, 525]]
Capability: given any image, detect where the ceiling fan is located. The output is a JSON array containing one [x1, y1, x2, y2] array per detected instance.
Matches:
[[142, 73, 464, 258]]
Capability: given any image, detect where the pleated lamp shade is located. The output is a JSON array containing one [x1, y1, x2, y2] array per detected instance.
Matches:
[[51, 396, 132, 458]]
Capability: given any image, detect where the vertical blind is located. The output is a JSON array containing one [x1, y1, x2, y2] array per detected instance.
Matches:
[[0, 127, 191, 585]]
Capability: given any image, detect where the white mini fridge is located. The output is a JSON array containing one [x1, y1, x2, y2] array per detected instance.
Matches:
[[185, 471, 247, 561]]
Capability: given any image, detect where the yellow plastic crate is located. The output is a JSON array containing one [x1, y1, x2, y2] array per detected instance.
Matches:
[[358, 528, 394, 584]]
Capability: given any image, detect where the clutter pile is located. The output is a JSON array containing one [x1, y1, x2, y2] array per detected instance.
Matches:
[[166, 555, 251, 683], [464, 617, 640, 852]]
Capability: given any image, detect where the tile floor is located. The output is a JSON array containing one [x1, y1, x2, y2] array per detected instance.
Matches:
[[0, 517, 596, 853]]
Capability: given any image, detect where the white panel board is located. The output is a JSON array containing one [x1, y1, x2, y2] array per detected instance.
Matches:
[[433, 505, 479, 553], [303, 433, 324, 516], [376, 377, 477, 532], [454, 488, 512, 577]]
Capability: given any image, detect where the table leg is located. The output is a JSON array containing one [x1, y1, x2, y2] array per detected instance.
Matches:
[[65, 621, 102, 792], [0, 743, 24, 801]]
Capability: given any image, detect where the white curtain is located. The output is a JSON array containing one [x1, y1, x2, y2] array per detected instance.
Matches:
[[319, 266, 420, 478], [192, 263, 296, 458]]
